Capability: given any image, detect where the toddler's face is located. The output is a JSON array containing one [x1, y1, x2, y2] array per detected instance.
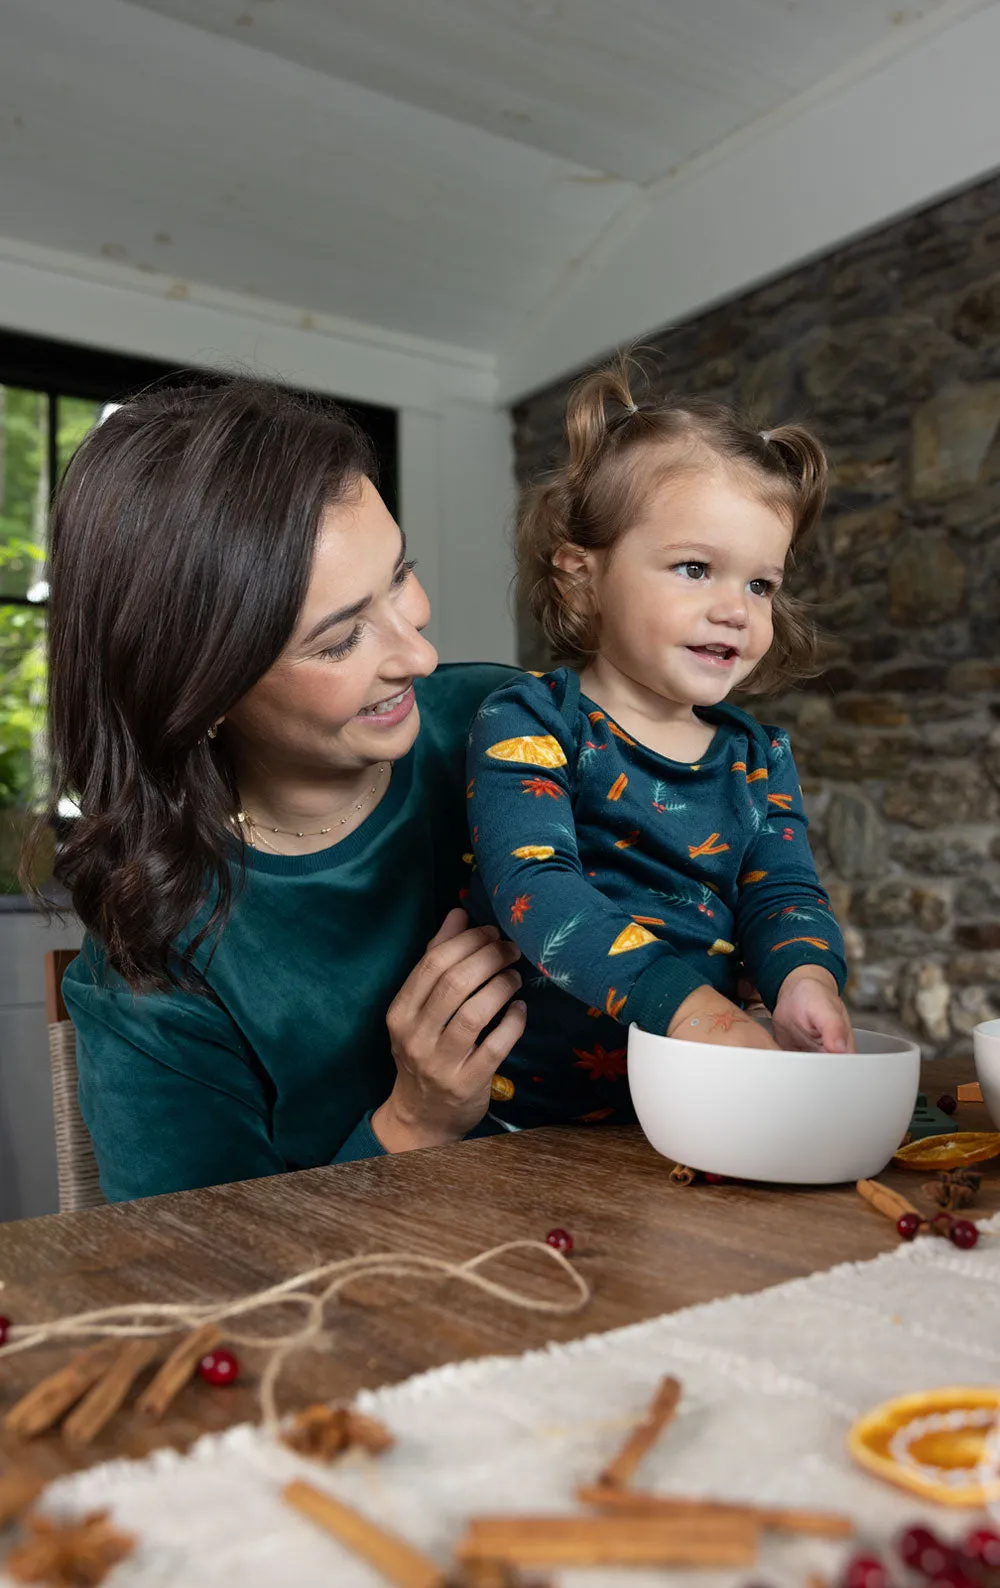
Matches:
[[587, 465, 793, 711]]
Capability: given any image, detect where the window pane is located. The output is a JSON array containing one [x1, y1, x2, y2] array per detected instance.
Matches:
[[0, 386, 50, 601], [0, 604, 48, 892], [57, 394, 103, 477]]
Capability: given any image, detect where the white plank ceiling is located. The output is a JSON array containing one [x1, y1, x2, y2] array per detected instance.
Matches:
[[0, 0, 993, 364]]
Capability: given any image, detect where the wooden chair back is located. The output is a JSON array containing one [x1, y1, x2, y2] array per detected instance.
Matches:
[[44, 949, 105, 1212]]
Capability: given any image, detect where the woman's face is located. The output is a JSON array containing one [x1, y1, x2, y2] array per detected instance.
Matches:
[[225, 477, 438, 775]]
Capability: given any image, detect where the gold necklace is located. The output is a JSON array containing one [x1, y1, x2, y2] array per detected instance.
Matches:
[[234, 764, 387, 847]]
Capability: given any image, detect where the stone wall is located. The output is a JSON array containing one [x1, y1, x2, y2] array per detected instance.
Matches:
[[511, 174, 1000, 1058]]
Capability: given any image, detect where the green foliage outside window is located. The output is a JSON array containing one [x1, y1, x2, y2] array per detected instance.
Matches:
[[0, 386, 101, 891]]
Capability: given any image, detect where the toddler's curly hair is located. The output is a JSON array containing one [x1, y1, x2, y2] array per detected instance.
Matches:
[[517, 356, 827, 695]]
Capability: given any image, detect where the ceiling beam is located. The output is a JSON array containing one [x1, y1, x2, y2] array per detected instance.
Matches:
[[496, 1, 1000, 403]]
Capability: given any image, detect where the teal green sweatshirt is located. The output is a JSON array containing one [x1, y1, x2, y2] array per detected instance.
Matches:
[[63, 663, 511, 1202]]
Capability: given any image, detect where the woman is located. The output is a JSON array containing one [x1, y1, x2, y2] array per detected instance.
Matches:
[[33, 378, 526, 1201]]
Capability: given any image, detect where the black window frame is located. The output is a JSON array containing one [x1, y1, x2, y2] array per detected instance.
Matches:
[[0, 330, 399, 622]]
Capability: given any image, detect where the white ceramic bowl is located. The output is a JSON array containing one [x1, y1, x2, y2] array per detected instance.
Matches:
[[973, 1018, 1000, 1130], [627, 1023, 921, 1184]]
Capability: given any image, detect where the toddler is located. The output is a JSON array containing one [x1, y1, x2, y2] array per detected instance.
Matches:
[[465, 360, 853, 1130]]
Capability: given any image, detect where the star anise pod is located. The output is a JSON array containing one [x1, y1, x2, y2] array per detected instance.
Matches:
[[280, 1403, 394, 1462], [5, 1509, 134, 1587], [923, 1168, 982, 1212]]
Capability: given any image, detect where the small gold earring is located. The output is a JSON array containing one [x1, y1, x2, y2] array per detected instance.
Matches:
[[207, 717, 224, 741]]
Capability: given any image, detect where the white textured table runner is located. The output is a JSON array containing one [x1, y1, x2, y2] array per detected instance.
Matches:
[[5, 1213, 1000, 1588]]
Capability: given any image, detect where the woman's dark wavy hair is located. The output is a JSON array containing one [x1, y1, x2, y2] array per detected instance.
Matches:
[[23, 376, 375, 993]]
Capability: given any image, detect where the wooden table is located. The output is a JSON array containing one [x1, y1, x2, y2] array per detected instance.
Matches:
[[1, 1069, 995, 1482]]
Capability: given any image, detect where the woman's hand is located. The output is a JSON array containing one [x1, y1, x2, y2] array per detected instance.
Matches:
[[371, 908, 527, 1151], [771, 966, 856, 1053], [667, 986, 780, 1050]]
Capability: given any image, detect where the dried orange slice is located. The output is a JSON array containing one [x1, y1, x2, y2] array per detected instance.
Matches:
[[608, 923, 658, 956], [486, 735, 567, 769], [892, 1132, 1000, 1170], [848, 1386, 1000, 1507]]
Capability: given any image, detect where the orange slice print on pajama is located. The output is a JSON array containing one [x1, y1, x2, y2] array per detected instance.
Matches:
[[587, 709, 605, 727], [614, 829, 641, 849], [521, 776, 564, 799], [486, 734, 567, 769], [607, 773, 628, 801], [573, 1044, 627, 1081], [688, 832, 730, 858], [746, 767, 768, 784], [707, 939, 736, 956], [730, 760, 747, 773], [770, 936, 830, 952], [607, 721, 637, 747], [608, 922, 658, 955], [631, 916, 665, 928], [739, 870, 768, 885], [768, 792, 794, 810], [511, 845, 555, 860]]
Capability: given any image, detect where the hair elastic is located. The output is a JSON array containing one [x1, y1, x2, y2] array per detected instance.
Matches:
[[759, 430, 772, 443]]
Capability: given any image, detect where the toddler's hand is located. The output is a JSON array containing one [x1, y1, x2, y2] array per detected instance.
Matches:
[[771, 966, 856, 1053], [668, 987, 779, 1051]]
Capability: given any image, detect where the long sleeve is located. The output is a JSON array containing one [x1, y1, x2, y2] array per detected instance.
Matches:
[[733, 728, 848, 1009], [65, 961, 383, 1201], [467, 675, 709, 1034]]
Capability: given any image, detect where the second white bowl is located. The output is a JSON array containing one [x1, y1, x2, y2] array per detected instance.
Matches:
[[973, 1018, 1000, 1130], [628, 1023, 921, 1185]]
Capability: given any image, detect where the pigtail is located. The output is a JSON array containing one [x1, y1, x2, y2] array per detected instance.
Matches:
[[564, 359, 640, 472], [762, 424, 828, 541]]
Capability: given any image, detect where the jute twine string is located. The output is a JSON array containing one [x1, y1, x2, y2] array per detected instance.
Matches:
[[0, 1240, 591, 1429]]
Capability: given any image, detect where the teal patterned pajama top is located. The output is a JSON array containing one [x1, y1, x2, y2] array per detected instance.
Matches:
[[465, 668, 847, 1129]]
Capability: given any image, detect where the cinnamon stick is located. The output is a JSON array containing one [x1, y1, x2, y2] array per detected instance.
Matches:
[[957, 1083, 983, 1103], [456, 1513, 758, 1568], [3, 1341, 123, 1439], [62, 1338, 162, 1446], [283, 1479, 445, 1588], [595, 1374, 681, 1488], [856, 1180, 920, 1224], [135, 1324, 220, 1419], [576, 1483, 853, 1539]]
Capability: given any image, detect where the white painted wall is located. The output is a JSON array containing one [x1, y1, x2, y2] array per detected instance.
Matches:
[[0, 237, 518, 664]]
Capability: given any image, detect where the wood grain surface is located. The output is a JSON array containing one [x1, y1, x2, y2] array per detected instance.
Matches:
[[0, 1060, 994, 1483]]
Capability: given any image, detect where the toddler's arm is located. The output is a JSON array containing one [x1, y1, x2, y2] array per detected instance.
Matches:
[[468, 674, 724, 1037], [733, 729, 852, 1050]]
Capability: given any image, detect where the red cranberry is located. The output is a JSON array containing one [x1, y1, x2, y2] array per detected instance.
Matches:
[[936, 1093, 958, 1115], [898, 1527, 951, 1576], [949, 1219, 979, 1250], [928, 1570, 977, 1588], [844, 1553, 888, 1588], [198, 1347, 240, 1386], [963, 1530, 1000, 1568], [545, 1228, 574, 1256], [896, 1212, 922, 1240], [0, 1316, 10, 1347], [703, 1172, 726, 1185]]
